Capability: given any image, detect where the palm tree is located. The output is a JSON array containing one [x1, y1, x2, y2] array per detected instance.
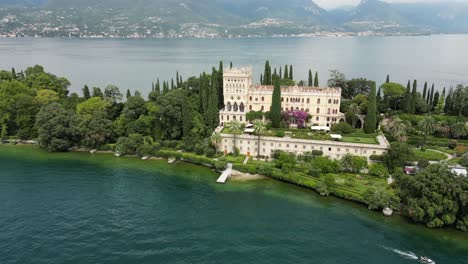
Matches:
[[226, 120, 242, 155], [437, 121, 451, 137], [387, 117, 408, 142], [210, 132, 222, 155], [418, 116, 437, 150], [253, 120, 267, 159], [451, 122, 468, 139]]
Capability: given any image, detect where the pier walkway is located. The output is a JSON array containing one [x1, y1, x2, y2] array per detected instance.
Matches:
[[217, 163, 233, 184]]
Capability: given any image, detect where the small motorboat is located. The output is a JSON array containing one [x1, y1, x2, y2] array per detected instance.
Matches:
[[419, 256, 435, 264]]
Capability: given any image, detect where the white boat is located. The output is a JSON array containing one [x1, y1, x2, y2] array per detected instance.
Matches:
[[419, 256, 435, 264], [168, 157, 176, 164], [383, 207, 393, 216], [114, 153, 121, 157], [141, 156, 150, 160], [89, 149, 97, 154]]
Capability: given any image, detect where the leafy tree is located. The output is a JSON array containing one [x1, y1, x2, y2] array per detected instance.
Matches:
[[344, 78, 373, 99], [402, 80, 411, 113], [310, 157, 341, 173], [341, 154, 367, 173], [270, 78, 282, 128], [253, 120, 267, 158], [383, 142, 414, 172], [226, 120, 242, 155], [103, 84, 122, 103], [331, 122, 354, 134], [36, 103, 78, 152], [115, 134, 144, 155], [77, 113, 112, 149], [76, 97, 111, 118], [327, 70, 347, 91], [92, 87, 103, 98], [418, 116, 437, 150], [364, 83, 377, 134], [126, 89, 131, 99], [289, 65, 293, 80], [82, 85, 90, 99], [210, 132, 222, 154], [410, 80, 417, 114], [386, 74, 390, 83], [1, 123, 7, 141], [364, 189, 399, 210], [23, 65, 70, 96], [274, 151, 296, 171], [381, 82, 406, 110], [368, 163, 389, 178], [263, 60, 272, 85], [36, 89, 59, 106], [398, 164, 464, 229]]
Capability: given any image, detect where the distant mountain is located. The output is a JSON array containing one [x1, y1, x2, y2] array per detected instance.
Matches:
[[1, 0, 468, 36]]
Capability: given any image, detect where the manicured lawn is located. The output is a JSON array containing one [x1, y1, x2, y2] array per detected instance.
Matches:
[[222, 127, 379, 145], [413, 149, 448, 161]]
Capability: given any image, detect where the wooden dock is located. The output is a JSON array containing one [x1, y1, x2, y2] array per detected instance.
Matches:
[[217, 163, 233, 184]]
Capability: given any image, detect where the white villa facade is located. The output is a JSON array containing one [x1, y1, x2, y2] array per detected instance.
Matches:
[[216, 66, 389, 160], [219, 66, 345, 127]]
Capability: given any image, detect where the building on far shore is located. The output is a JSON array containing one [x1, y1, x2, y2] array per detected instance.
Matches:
[[219, 66, 345, 128], [216, 66, 390, 160]]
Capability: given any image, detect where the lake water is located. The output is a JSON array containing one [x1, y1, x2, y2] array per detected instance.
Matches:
[[1, 35, 468, 95], [0, 145, 467, 264]]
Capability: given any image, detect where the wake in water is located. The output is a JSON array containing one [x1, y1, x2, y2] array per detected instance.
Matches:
[[382, 246, 419, 260], [381, 246, 436, 264]]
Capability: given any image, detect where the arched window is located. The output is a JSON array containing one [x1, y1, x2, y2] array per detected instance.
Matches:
[[286, 98, 289, 103], [239, 102, 245, 112], [316, 108, 320, 114], [227, 102, 232, 111], [317, 98, 321, 104], [302, 98, 304, 103], [328, 99, 332, 104], [296, 107, 299, 110], [255, 98, 258, 101], [328, 108, 331, 114], [249, 105, 252, 111], [261, 97, 264, 102], [249, 96, 252, 101], [233, 102, 239, 112], [261, 106, 264, 111], [281, 97, 284, 102], [307, 98, 310, 104]]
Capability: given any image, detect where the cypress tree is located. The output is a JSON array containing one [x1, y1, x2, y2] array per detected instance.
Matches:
[[260, 74, 263, 85], [182, 97, 193, 143], [314, 72, 319, 87], [386, 74, 390, 83], [364, 82, 377, 134], [410, 80, 417, 114], [403, 80, 411, 113], [429, 84, 435, 109], [151, 82, 155, 92], [156, 78, 160, 93], [444, 89, 452, 113], [11, 68, 16, 79], [279, 67, 282, 80], [163, 81, 169, 94], [218, 61, 224, 109], [289, 65, 293, 80], [206, 68, 219, 129], [179, 75, 183, 88], [134, 90, 141, 97], [264, 61, 271, 85], [308, 70, 313, 86], [422, 82, 428, 101], [176, 71, 180, 87], [126, 89, 131, 99], [171, 78, 175, 90], [376, 87, 383, 113], [433, 91, 440, 110], [230, 62, 233, 69], [82, 85, 90, 99], [284, 65, 288, 80], [273, 68, 277, 80], [270, 78, 282, 128]]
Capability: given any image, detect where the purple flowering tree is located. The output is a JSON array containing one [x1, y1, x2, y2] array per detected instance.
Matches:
[[282, 110, 310, 128]]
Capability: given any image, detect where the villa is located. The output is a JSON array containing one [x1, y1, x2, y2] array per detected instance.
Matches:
[[217, 66, 390, 160]]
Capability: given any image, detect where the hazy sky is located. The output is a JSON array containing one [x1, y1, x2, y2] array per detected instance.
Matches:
[[314, 0, 468, 9]]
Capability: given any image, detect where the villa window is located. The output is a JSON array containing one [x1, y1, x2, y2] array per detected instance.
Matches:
[[227, 102, 232, 111], [233, 102, 239, 112], [328, 147, 332, 151], [328, 99, 332, 104], [316, 108, 320, 114], [328, 108, 331, 114], [302, 98, 304, 103], [317, 98, 321, 104], [249, 105, 252, 111], [227, 116, 230, 121], [233, 116, 236, 120], [261, 97, 264, 102], [281, 97, 284, 102], [240, 102, 245, 112], [316, 117, 319, 121], [307, 98, 310, 104], [240, 116, 243, 121], [255, 98, 258, 101], [286, 98, 289, 103], [249, 96, 252, 101], [261, 106, 264, 111]]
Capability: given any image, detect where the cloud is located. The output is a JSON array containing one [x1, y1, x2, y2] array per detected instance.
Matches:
[[314, 0, 468, 9]]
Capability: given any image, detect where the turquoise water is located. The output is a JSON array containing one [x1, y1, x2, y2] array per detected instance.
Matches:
[[0, 146, 467, 264], [1, 35, 468, 94]]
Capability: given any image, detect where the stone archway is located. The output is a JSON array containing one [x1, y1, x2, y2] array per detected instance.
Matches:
[[355, 119, 363, 129]]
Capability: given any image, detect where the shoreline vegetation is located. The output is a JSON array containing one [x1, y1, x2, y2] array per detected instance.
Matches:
[[0, 63, 467, 232]]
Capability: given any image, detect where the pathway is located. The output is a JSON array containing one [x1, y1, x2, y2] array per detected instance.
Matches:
[[217, 163, 233, 184]]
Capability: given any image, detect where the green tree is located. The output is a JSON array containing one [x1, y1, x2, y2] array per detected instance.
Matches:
[[218, 61, 224, 109], [36, 89, 59, 106], [92, 87, 103, 98], [36, 103, 78, 152], [284, 64, 288, 80], [381, 82, 406, 110], [314, 71, 319, 87], [103, 84, 122, 103], [210, 132, 222, 155], [253, 120, 267, 158], [76, 97, 111, 117], [82, 85, 90, 99], [418, 116, 437, 150], [386, 74, 390, 83], [308, 70, 313, 86], [364, 82, 377, 134], [402, 80, 411, 113], [422, 82, 428, 102], [126, 89, 131, 99], [264, 61, 272, 85], [398, 164, 464, 229], [226, 120, 242, 155], [289, 65, 293, 80], [410, 80, 417, 114], [383, 142, 414, 172], [270, 78, 282, 128]]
